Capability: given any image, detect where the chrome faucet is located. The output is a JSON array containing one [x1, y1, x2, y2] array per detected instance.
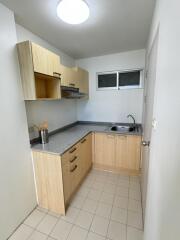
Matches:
[[127, 114, 136, 126]]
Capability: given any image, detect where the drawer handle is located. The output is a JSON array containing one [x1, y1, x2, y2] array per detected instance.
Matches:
[[69, 147, 77, 154], [69, 83, 75, 86], [70, 156, 77, 163], [70, 165, 77, 172], [81, 139, 86, 144]]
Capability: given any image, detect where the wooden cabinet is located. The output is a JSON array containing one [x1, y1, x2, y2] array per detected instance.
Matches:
[[61, 134, 92, 202], [33, 133, 92, 215], [75, 67, 89, 96], [115, 135, 128, 169], [115, 135, 141, 171], [62, 162, 71, 205], [94, 133, 115, 167], [17, 41, 61, 100], [94, 133, 104, 165], [94, 133, 141, 173], [32, 131, 141, 215], [61, 134, 92, 207], [31, 42, 60, 76], [17, 41, 89, 99], [60, 66, 89, 96], [126, 135, 141, 171], [79, 134, 92, 176], [60, 65, 78, 88], [32, 151, 66, 215], [103, 134, 116, 167]]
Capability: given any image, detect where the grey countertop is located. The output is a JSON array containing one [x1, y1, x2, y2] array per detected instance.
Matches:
[[32, 123, 142, 155]]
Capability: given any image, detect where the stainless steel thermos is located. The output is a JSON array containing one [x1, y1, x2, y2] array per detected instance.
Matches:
[[39, 129, 49, 144]]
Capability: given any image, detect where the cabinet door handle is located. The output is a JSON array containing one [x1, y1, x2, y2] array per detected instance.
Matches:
[[69, 83, 75, 87], [69, 147, 77, 154], [70, 156, 77, 163], [53, 72, 61, 75], [53, 72, 61, 78], [70, 165, 77, 172], [81, 139, 86, 144]]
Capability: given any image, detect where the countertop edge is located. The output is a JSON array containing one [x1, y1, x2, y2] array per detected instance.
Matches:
[[31, 126, 142, 156]]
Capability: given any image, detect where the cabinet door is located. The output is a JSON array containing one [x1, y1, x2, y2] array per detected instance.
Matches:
[[60, 65, 77, 87], [33, 151, 65, 214], [62, 161, 79, 203], [103, 134, 116, 167], [94, 133, 115, 168], [126, 136, 141, 170], [80, 134, 92, 176], [62, 163, 71, 205], [76, 67, 89, 94], [115, 135, 128, 169], [31, 42, 60, 76], [59, 64, 70, 87], [86, 134, 92, 170], [70, 163, 79, 193], [80, 70, 89, 95], [94, 133, 104, 165]]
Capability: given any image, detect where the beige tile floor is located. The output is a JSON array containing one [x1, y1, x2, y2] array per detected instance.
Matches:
[[9, 169, 143, 240]]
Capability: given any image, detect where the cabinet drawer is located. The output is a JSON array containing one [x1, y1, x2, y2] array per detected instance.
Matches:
[[61, 143, 80, 165]]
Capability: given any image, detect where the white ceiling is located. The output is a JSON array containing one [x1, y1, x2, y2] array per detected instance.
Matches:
[[1, 0, 155, 59]]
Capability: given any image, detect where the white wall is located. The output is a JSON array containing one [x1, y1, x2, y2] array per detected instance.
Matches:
[[144, 0, 180, 239], [25, 100, 77, 137], [76, 50, 145, 123], [16, 24, 75, 67], [16, 24, 77, 137], [0, 4, 36, 240]]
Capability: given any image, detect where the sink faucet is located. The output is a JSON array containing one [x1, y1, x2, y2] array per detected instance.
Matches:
[[127, 114, 136, 126]]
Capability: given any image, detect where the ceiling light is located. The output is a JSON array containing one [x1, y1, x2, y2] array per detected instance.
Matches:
[[57, 0, 90, 25]]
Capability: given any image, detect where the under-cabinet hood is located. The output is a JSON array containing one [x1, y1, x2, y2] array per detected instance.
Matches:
[[61, 86, 86, 99]]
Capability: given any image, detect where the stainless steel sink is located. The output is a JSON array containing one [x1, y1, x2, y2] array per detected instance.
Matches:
[[110, 125, 136, 133]]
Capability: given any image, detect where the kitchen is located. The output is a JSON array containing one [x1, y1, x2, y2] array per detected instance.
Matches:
[[0, 0, 180, 240]]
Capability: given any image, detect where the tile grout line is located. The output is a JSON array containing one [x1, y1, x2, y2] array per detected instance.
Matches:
[[11, 170, 143, 240], [7, 206, 37, 240], [47, 216, 61, 240]]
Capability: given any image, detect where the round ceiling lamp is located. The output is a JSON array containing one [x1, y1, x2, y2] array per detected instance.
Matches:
[[57, 0, 90, 25]]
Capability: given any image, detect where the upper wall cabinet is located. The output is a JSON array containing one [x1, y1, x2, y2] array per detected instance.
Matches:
[[60, 65, 78, 88], [17, 41, 61, 100], [60, 66, 89, 98], [31, 42, 60, 77], [74, 67, 89, 96]]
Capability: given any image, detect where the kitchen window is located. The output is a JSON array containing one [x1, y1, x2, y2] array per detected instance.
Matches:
[[97, 69, 143, 90], [97, 72, 118, 90]]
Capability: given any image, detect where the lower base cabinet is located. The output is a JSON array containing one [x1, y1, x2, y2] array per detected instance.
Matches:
[[32, 131, 141, 215], [94, 132, 141, 173], [32, 151, 66, 214], [33, 133, 92, 215]]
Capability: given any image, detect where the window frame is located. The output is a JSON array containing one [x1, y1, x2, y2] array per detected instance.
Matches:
[[118, 69, 144, 90], [96, 71, 119, 91], [96, 69, 144, 91]]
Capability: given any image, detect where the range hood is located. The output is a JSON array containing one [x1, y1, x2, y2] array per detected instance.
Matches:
[[61, 86, 86, 99]]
